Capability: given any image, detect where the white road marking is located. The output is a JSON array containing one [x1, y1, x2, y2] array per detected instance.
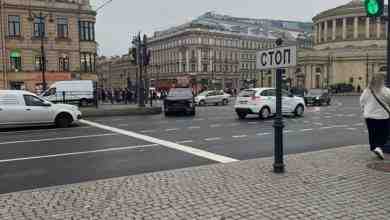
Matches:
[[346, 114, 357, 117], [210, 124, 222, 128], [283, 130, 293, 133], [204, 137, 222, 141], [165, 128, 179, 132], [354, 123, 364, 126], [194, 118, 205, 121], [118, 124, 129, 127], [314, 122, 323, 126], [332, 125, 348, 128], [300, 128, 313, 132], [188, 126, 201, 129], [346, 128, 357, 130], [232, 135, 248, 138], [176, 140, 194, 144], [319, 126, 333, 130], [0, 133, 117, 145], [140, 130, 156, 133], [324, 116, 332, 119], [247, 122, 257, 125], [81, 120, 238, 163], [0, 144, 159, 163], [257, 132, 271, 136]]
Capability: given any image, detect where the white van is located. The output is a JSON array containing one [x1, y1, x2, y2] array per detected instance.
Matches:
[[0, 90, 81, 128], [40, 80, 94, 106]]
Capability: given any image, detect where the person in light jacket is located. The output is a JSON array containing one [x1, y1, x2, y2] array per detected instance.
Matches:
[[360, 73, 390, 160]]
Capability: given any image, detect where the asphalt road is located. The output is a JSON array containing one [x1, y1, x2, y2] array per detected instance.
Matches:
[[0, 96, 367, 194]]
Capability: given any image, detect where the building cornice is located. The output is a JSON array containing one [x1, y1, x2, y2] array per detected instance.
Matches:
[[5, 3, 96, 16]]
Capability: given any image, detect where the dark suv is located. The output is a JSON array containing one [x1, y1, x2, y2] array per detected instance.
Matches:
[[164, 88, 196, 116], [304, 89, 331, 106]]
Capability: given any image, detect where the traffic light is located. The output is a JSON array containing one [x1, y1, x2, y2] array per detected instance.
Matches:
[[130, 47, 137, 65], [364, 0, 384, 17]]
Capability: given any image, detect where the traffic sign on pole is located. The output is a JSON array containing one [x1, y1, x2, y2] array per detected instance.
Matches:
[[256, 46, 297, 70]]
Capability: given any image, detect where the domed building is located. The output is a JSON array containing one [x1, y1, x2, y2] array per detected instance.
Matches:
[[290, 0, 388, 91]]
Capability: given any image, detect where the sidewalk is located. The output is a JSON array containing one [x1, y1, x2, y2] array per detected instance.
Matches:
[[1, 145, 390, 220]]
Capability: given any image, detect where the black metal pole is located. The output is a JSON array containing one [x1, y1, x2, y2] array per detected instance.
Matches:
[[137, 33, 145, 107], [387, 4, 390, 87], [273, 68, 285, 173], [40, 14, 46, 91], [273, 38, 285, 174]]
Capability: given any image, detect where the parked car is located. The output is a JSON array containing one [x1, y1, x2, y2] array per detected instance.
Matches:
[[40, 80, 95, 107], [0, 90, 82, 128], [304, 89, 331, 106], [164, 88, 196, 116], [234, 88, 305, 119], [195, 90, 231, 106]]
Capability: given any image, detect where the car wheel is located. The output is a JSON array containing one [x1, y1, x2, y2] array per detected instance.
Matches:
[[259, 107, 271, 119], [222, 99, 229, 105], [294, 105, 305, 117], [237, 112, 247, 119], [55, 113, 72, 128], [80, 99, 88, 107], [199, 100, 206, 106]]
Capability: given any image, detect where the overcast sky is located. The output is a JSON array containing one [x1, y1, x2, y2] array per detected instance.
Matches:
[[90, 0, 353, 56]]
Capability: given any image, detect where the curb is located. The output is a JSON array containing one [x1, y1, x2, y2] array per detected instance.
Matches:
[[81, 107, 162, 117]]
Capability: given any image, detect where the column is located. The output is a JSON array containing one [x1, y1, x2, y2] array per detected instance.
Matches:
[[318, 23, 322, 43], [209, 50, 213, 72], [354, 17, 358, 39], [366, 17, 370, 39], [185, 49, 189, 72], [179, 51, 183, 73], [342, 18, 347, 40], [332, 19, 336, 41], [313, 24, 318, 44], [324, 20, 328, 42], [198, 48, 202, 72], [377, 17, 381, 38]]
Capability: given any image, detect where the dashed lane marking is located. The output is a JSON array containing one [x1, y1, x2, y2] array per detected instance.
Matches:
[[118, 124, 129, 127], [232, 135, 248, 138], [210, 124, 222, 128], [165, 128, 179, 132], [283, 130, 294, 133], [248, 122, 257, 125], [176, 140, 194, 144], [354, 123, 364, 126], [257, 132, 271, 136], [318, 126, 333, 130], [0, 133, 118, 145], [300, 128, 314, 132], [140, 130, 156, 133], [0, 144, 159, 163], [346, 128, 357, 130], [188, 126, 201, 129], [314, 122, 323, 126], [204, 137, 222, 141], [81, 120, 238, 163]]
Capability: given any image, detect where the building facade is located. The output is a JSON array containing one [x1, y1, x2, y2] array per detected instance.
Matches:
[[288, 0, 388, 91], [0, 0, 97, 92], [96, 55, 138, 90], [148, 12, 312, 91]]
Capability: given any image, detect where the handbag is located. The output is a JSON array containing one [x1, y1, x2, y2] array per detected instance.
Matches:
[[370, 88, 390, 116]]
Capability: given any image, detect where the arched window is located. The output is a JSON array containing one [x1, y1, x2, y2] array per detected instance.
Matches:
[[315, 67, 322, 73], [379, 66, 387, 72]]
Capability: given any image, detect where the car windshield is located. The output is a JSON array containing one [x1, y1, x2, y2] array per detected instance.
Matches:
[[239, 90, 256, 97], [198, 91, 209, 96], [168, 88, 193, 97]]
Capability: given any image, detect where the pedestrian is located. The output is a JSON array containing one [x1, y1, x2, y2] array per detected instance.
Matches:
[[108, 88, 114, 104], [360, 73, 390, 160]]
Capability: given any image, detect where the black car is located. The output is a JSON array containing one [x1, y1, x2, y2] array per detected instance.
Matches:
[[164, 88, 196, 116], [304, 89, 331, 106]]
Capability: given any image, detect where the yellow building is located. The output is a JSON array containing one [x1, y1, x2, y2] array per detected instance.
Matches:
[[288, 0, 388, 91], [0, 0, 97, 93]]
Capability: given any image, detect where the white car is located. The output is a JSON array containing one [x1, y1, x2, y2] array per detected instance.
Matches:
[[234, 88, 305, 119], [195, 90, 231, 106], [0, 90, 82, 128]]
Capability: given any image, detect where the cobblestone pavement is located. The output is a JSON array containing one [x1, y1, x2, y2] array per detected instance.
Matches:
[[1, 145, 390, 220]]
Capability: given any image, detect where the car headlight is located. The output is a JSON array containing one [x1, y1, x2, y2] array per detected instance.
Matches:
[[316, 97, 320, 100]]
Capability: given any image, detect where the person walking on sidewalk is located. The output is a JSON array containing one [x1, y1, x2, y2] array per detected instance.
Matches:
[[360, 73, 390, 160]]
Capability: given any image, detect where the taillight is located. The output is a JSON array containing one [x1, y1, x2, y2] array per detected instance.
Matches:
[[251, 96, 262, 101]]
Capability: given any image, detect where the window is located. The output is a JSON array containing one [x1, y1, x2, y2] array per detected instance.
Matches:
[[10, 51, 21, 72], [59, 56, 70, 72], [33, 17, 45, 38], [79, 21, 95, 41], [57, 17, 69, 38], [203, 64, 208, 72], [261, 89, 276, 97], [80, 53, 96, 72], [34, 56, 44, 71], [8, 15, 20, 37], [23, 95, 47, 106], [0, 94, 19, 105]]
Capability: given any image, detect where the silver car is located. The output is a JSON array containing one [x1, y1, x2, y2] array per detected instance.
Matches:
[[195, 90, 231, 106]]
